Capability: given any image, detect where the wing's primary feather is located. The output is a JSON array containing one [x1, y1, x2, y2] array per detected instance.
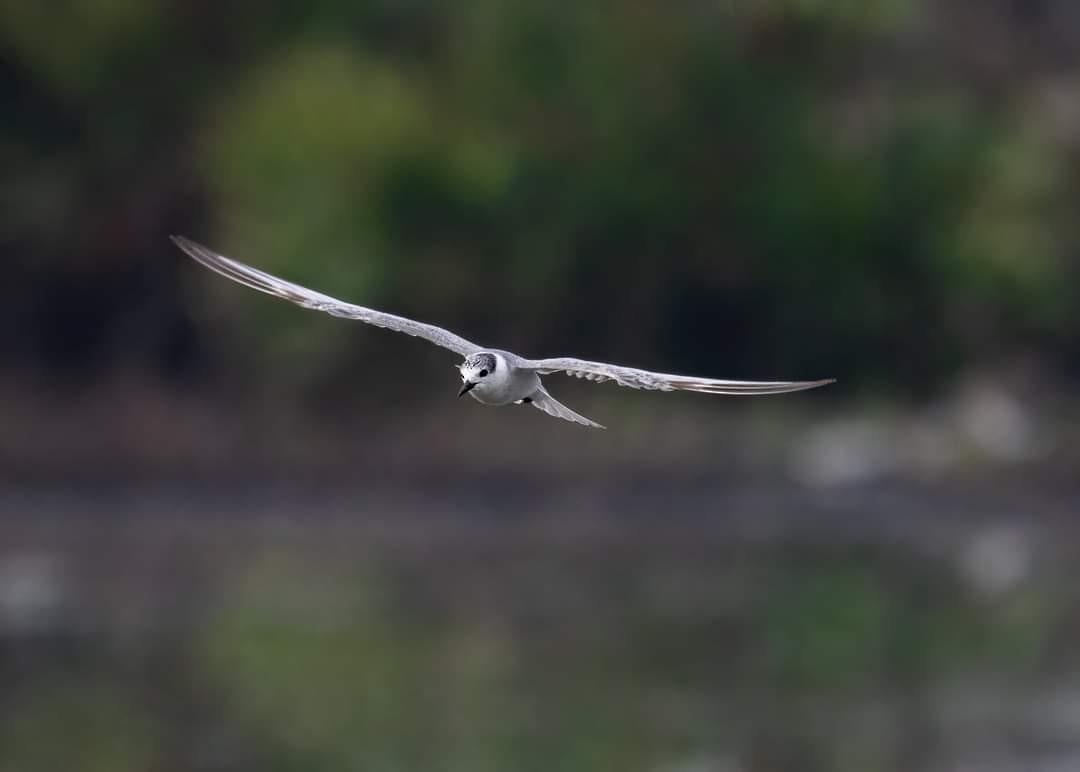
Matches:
[[171, 236, 481, 357], [521, 357, 833, 396]]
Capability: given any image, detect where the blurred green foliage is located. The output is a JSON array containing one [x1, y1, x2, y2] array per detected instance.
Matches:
[[152, 546, 1063, 771], [0, 678, 159, 772], [2, 0, 1078, 392], [1, 5, 1077, 770], [0, 535, 1067, 772], [199, 556, 657, 772]]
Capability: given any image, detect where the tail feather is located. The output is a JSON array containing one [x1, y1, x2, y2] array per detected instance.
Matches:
[[528, 385, 605, 429]]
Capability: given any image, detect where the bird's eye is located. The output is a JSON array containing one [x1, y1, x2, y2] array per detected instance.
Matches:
[[479, 369, 488, 377]]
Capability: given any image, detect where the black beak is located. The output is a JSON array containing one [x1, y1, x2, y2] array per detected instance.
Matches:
[[458, 381, 476, 398]]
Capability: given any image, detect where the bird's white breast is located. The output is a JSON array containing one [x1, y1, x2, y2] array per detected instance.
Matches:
[[468, 352, 538, 405]]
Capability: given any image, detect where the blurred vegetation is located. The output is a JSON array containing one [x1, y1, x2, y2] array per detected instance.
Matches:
[[2, 0, 1079, 397], [0, 678, 159, 772], [2, 5, 1079, 771], [1, 537, 1067, 772]]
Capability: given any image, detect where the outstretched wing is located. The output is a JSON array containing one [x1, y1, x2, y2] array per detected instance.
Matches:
[[521, 356, 833, 396], [171, 236, 481, 357], [528, 385, 605, 429]]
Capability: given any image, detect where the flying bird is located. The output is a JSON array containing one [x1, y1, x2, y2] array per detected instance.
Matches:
[[171, 236, 833, 429]]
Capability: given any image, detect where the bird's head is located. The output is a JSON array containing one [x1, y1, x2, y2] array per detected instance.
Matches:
[[457, 352, 497, 397]]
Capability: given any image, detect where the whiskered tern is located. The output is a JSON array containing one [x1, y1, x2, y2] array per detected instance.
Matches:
[[172, 236, 833, 429]]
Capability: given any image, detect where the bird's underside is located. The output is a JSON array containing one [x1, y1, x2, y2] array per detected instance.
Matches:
[[171, 236, 834, 429]]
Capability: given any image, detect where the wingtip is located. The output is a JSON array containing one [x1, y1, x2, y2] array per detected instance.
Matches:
[[170, 235, 212, 260]]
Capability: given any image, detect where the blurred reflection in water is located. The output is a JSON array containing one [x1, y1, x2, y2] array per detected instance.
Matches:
[[1, 480, 1077, 772]]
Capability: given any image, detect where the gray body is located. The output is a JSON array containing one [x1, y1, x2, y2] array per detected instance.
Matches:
[[172, 236, 833, 430]]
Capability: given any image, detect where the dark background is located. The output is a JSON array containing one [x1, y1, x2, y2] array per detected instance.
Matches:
[[2, 2, 1080, 771]]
